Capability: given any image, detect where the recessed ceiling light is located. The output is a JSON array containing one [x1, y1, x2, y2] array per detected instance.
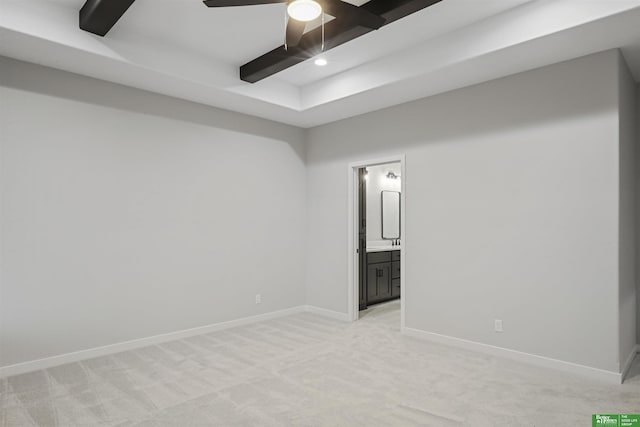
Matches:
[[314, 58, 328, 66], [287, 0, 322, 22]]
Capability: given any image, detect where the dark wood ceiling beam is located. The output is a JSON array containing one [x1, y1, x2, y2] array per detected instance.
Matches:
[[321, 0, 385, 29], [80, 0, 137, 36], [240, 0, 443, 83]]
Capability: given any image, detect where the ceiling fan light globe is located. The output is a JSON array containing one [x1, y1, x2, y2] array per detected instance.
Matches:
[[288, 0, 322, 22]]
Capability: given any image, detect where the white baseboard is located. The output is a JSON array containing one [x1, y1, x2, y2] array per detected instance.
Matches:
[[402, 327, 623, 385], [0, 306, 307, 379], [304, 305, 350, 322], [621, 344, 640, 383], [4, 306, 626, 383]]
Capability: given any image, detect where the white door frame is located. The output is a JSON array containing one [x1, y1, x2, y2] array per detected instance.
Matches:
[[347, 154, 406, 328]]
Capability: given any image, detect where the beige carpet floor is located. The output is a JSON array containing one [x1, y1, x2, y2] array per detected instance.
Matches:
[[1, 300, 639, 426]]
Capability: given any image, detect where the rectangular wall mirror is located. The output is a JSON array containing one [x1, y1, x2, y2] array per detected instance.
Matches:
[[381, 191, 401, 239]]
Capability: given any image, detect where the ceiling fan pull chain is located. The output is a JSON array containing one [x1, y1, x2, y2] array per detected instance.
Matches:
[[284, 5, 288, 51], [321, 11, 325, 51]]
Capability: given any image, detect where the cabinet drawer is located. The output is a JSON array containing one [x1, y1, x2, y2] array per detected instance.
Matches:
[[392, 250, 401, 261], [392, 261, 401, 279], [367, 251, 391, 264], [392, 278, 401, 297]]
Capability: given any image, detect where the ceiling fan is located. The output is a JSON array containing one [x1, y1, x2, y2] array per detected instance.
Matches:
[[79, 0, 441, 82], [203, 0, 386, 49]]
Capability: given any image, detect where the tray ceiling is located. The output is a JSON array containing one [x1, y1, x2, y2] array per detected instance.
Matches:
[[1, 0, 639, 127]]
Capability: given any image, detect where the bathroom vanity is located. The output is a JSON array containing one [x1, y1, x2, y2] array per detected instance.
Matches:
[[364, 248, 400, 306], [357, 167, 402, 311]]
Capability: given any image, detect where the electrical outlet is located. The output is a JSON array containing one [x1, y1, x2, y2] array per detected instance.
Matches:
[[494, 319, 503, 333], [255, 294, 262, 304]]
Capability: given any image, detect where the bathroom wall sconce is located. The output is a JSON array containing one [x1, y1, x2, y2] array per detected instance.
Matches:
[[386, 171, 400, 180]]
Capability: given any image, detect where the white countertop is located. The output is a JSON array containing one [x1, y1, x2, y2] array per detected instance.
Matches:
[[366, 246, 402, 253]]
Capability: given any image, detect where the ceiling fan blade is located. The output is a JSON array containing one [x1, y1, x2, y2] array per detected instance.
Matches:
[[321, 0, 385, 29], [286, 18, 306, 47], [203, 0, 285, 7]]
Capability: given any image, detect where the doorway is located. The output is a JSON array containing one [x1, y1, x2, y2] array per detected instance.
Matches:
[[347, 155, 406, 328]]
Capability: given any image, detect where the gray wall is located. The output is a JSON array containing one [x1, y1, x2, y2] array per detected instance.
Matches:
[[1, 50, 635, 375], [0, 57, 307, 367], [618, 52, 637, 366], [306, 50, 621, 372], [638, 82, 640, 346]]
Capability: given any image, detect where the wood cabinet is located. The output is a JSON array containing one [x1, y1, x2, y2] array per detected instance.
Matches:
[[364, 250, 400, 306], [391, 259, 401, 298], [367, 263, 391, 303]]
